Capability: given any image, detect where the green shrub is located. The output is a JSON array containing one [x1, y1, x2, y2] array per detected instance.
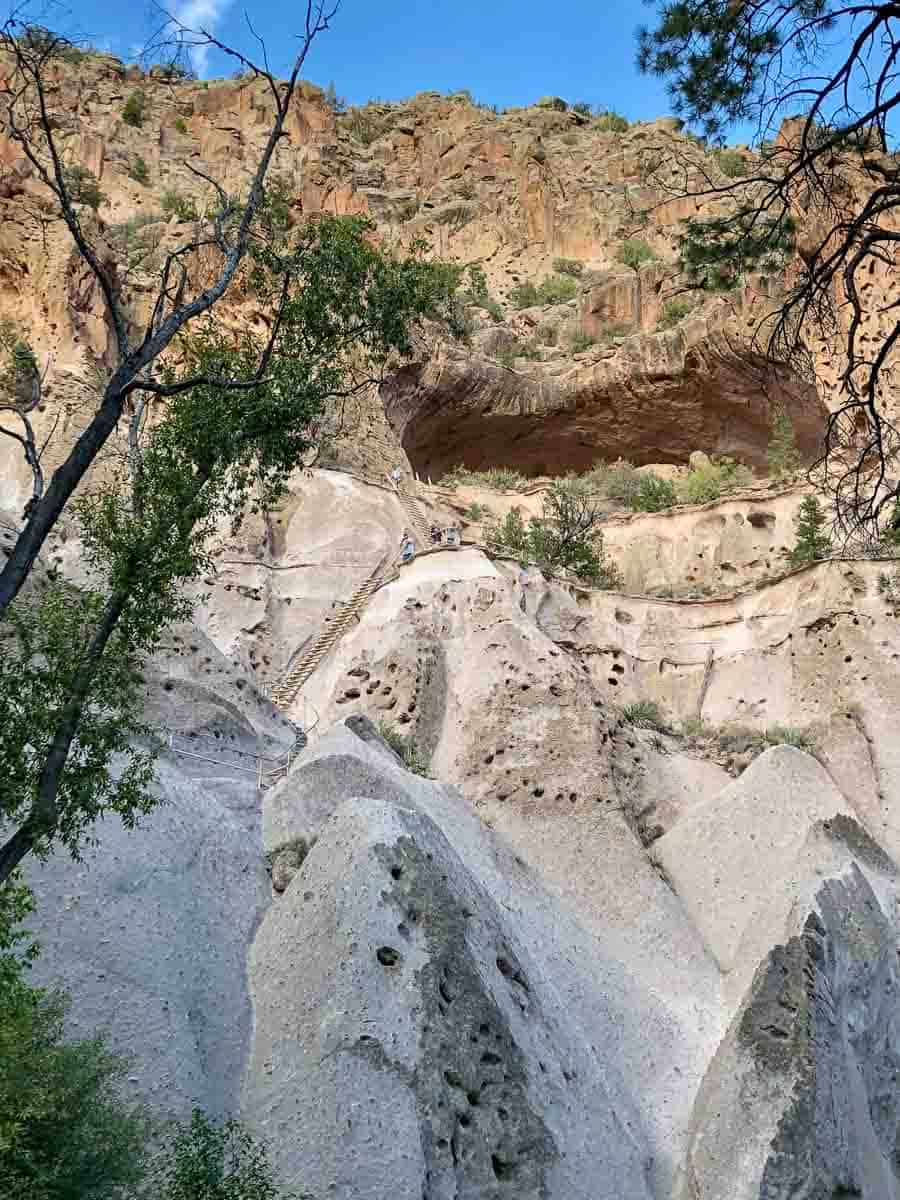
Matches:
[[509, 280, 540, 309], [572, 101, 593, 116], [767, 407, 801, 478], [570, 329, 596, 353], [0, 981, 149, 1199], [129, 156, 150, 185], [161, 189, 198, 221], [377, 722, 430, 777], [595, 110, 629, 132], [656, 298, 692, 330], [553, 257, 584, 277], [147, 1110, 284, 1200], [536, 96, 568, 111], [879, 568, 900, 608], [677, 457, 753, 504], [63, 164, 105, 210], [587, 458, 641, 506], [122, 90, 147, 128], [439, 466, 529, 492], [343, 107, 391, 145], [620, 700, 669, 731], [486, 480, 622, 587], [520, 338, 542, 360], [464, 501, 491, 521], [537, 321, 558, 345], [537, 274, 579, 304], [174, 116, 188, 134], [711, 147, 748, 178], [788, 496, 832, 567], [616, 239, 658, 270], [631, 474, 677, 512]]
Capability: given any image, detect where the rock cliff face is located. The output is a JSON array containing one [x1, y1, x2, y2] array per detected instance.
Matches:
[[0, 54, 831, 514], [6, 47, 900, 1200]]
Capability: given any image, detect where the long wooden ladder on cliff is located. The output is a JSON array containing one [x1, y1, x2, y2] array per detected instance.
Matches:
[[397, 484, 431, 546], [270, 555, 395, 711]]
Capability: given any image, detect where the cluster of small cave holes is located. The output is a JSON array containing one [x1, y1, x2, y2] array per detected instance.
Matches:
[[800, 613, 878, 685], [156, 634, 292, 729], [375, 858, 563, 1190], [336, 659, 421, 725]]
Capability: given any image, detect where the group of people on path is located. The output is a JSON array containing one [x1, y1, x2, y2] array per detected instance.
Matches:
[[399, 524, 460, 563]]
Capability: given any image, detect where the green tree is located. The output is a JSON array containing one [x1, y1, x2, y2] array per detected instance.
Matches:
[[147, 1110, 283, 1200], [636, 1, 900, 537], [487, 481, 621, 587], [767, 407, 801, 479], [0, 215, 461, 887], [0, 981, 149, 1200], [0, 9, 339, 617], [788, 496, 833, 566]]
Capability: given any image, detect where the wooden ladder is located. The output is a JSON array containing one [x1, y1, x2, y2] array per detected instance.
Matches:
[[398, 485, 431, 546], [270, 556, 390, 710]]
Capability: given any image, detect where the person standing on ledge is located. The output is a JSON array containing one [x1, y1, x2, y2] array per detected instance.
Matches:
[[390, 466, 402, 488]]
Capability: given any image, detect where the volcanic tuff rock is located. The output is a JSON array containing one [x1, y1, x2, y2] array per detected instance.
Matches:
[[0, 53, 829, 509]]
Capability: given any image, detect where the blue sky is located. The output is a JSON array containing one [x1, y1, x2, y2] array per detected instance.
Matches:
[[65, 0, 679, 121]]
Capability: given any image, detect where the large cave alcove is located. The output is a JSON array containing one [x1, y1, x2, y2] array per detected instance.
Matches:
[[382, 344, 828, 481]]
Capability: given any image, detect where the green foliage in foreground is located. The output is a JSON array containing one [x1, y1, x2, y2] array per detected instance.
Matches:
[[0, 214, 462, 888], [147, 1109, 285, 1200], [0, 934, 148, 1200], [486, 480, 622, 587]]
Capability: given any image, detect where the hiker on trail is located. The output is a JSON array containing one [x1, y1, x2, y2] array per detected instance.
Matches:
[[430, 524, 442, 545], [390, 466, 402, 488], [400, 531, 415, 563]]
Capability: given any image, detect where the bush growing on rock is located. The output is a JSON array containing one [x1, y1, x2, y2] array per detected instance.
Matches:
[[677, 457, 752, 504], [656, 298, 692, 330], [620, 700, 669, 731], [595, 110, 629, 132], [585, 459, 641, 506], [631, 474, 677, 512], [509, 280, 540, 309], [537, 273, 579, 304], [553, 257, 584, 277], [439, 466, 529, 492], [63, 164, 105, 211], [161, 188, 198, 220], [122, 90, 147, 127], [486, 480, 622, 587], [129, 155, 150, 185], [377, 722, 430, 777], [616, 239, 657, 270]]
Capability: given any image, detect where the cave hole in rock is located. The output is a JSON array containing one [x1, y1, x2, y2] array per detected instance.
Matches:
[[383, 356, 826, 479]]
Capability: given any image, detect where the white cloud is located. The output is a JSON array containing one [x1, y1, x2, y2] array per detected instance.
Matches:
[[173, 0, 233, 77]]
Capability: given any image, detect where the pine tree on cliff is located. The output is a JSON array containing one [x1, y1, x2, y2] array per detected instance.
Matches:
[[767, 407, 801, 480], [637, 1, 900, 539], [788, 496, 833, 567]]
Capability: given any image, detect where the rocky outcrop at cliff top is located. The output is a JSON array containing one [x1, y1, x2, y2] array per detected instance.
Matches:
[[0, 55, 830, 508]]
